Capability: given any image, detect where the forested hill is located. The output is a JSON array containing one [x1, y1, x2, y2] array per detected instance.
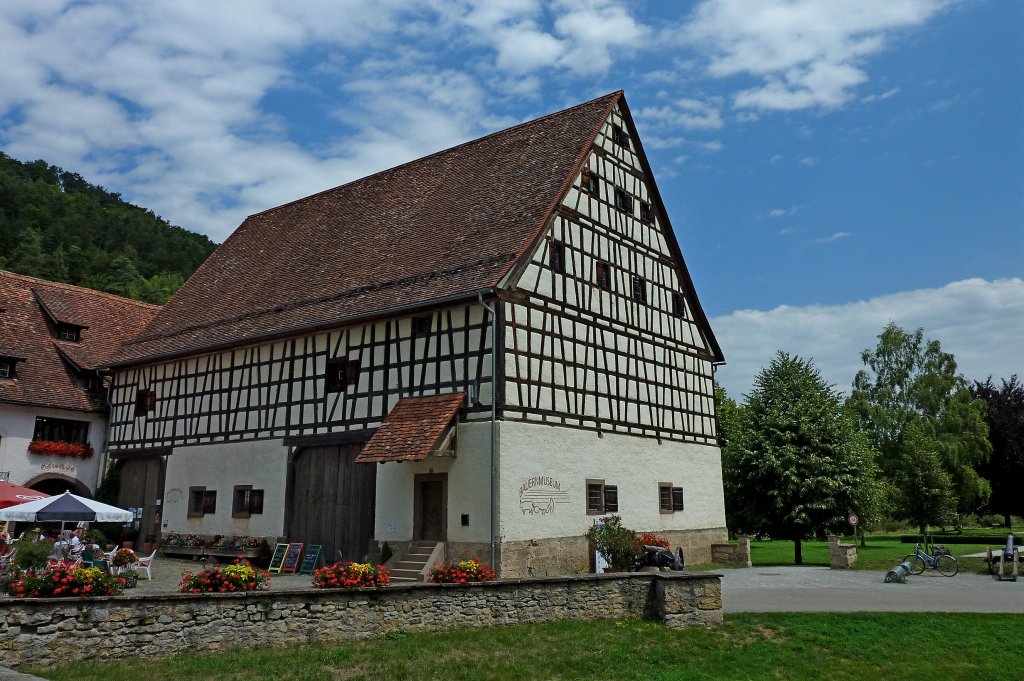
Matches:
[[0, 152, 217, 304]]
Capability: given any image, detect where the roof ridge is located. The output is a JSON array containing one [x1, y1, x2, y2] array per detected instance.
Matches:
[[1, 270, 163, 309], [247, 91, 624, 221]]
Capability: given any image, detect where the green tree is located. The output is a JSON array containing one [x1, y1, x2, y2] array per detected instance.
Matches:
[[849, 324, 991, 532], [725, 352, 877, 564], [971, 376, 1024, 527]]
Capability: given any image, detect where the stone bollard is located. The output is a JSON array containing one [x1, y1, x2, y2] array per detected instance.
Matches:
[[828, 535, 858, 569], [653, 574, 723, 629]]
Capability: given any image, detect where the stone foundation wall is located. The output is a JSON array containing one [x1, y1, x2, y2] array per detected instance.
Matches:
[[0, 573, 722, 668], [496, 527, 729, 577], [711, 536, 752, 567]]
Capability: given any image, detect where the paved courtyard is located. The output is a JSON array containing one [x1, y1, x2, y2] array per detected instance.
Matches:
[[721, 565, 1024, 612]]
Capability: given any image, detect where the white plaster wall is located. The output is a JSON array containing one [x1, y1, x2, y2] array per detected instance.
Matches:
[[373, 422, 492, 544], [0, 403, 106, 493], [163, 439, 288, 537], [498, 421, 725, 541]]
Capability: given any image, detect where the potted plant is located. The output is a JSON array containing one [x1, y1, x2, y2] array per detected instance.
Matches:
[[112, 547, 137, 573], [584, 515, 640, 572], [120, 568, 139, 588]]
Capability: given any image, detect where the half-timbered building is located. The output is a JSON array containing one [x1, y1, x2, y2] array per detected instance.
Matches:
[[0, 272, 159, 497], [105, 91, 727, 575]]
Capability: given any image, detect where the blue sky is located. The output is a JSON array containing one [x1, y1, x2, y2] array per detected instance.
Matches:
[[1, 1, 1020, 397]]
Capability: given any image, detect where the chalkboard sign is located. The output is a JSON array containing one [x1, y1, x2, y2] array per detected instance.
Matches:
[[282, 542, 304, 573], [268, 543, 289, 574], [299, 544, 322, 574]]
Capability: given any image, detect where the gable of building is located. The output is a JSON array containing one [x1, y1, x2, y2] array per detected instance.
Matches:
[[0, 272, 160, 413], [111, 93, 622, 368]]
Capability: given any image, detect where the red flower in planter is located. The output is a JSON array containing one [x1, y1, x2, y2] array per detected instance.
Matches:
[[27, 440, 95, 459]]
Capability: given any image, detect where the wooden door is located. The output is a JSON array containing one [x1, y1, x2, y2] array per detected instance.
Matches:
[[414, 473, 447, 541], [116, 456, 164, 545], [287, 445, 376, 562]]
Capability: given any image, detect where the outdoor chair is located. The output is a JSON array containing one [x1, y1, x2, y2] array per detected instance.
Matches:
[[0, 547, 15, 570], [135, 548, 157, 580]]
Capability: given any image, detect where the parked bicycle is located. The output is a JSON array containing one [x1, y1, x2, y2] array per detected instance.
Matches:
[[904, 542, 959, 576]]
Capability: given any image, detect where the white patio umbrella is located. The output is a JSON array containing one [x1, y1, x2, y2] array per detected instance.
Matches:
[[0, 491, 133, 523]]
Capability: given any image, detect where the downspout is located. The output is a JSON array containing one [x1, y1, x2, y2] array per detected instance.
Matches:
[[477, 291, 499, 570]]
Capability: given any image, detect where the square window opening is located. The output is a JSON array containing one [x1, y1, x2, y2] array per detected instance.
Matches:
[[614, 188, 634, 213], [612, 124, 629, 147], [586, 479, 619, 515], [550, 241, 566, 274], [639, 201, 654, 224], [672, 292, 687, 318], [134, 389, 155, 417], [631, 276, 647, 303], [327, 359, 361, 391], [595, 261, 612, 291], [582, 170, 600, 194], [412, 315, 432, 337], [232, 486, 264, 518]]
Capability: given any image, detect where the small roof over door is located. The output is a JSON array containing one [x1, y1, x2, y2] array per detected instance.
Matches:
[[355, 393, 465, 463]]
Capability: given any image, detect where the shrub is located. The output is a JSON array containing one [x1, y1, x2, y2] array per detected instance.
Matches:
[[585, 515, 641, 570], [9, 564, 123, 598], [312, 562, 390, 589], [429, 559, 496, 584], [638, 533, 670, 549], [11, 534, 53, 571], [179, 559, 270, 593]]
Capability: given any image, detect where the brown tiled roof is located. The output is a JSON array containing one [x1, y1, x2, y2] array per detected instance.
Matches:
[[0, 272, 161, 413], [112, 92, 621, 365], [355, 393, 465, 463]]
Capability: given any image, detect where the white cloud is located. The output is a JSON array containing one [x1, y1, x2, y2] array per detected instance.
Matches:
[[799, 156, 818, 166], [712, 278, 1024, 399], [814, 231, 850, 243], [862, 87, 900, 103], [736, 111, 760, 123], [681, 0, 949, 111], [768, 207, 796, 217], [638, 97, 724, 130]]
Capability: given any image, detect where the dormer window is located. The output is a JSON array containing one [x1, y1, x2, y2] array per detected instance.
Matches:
[[57, 325, 81, 342], [611, 124, 629, 147], [78, 373, 103, 393], [614, 188, 633, 213]]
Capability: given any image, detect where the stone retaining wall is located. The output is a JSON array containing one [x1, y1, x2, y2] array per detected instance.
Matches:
[[0, 572, 722, 668]]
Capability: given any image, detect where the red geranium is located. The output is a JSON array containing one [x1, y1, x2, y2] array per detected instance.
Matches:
[[27, 440, 95, 459], [638, 533, 670, 549], [429, 559, 496, 584]]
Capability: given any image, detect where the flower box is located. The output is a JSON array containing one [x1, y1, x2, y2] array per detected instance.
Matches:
[[27, 440, 95, 459]]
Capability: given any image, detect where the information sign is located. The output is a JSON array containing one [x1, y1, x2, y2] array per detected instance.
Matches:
[[268, 543, 289, 574], [282, 542, 304, 573], [299, 544, 323, 574]]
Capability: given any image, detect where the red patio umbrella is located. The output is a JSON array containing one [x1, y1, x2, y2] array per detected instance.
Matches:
[[0, 481, 50, 510]]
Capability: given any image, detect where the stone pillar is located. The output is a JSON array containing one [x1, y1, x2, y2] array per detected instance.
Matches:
[[653, 574, 723, 629], [828, 535, 858, 568]]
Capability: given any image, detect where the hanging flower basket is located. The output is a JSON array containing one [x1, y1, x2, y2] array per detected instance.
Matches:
[[27, 440, 95, 459]]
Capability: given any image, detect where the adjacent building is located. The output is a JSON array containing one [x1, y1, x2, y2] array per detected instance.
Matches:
[[105, 91, 727, 575], [0, 272, 159, 496]]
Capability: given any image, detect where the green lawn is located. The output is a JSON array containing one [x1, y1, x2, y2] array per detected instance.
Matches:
[[742, 537, 992, 573], [32, 614, 1024, 681]]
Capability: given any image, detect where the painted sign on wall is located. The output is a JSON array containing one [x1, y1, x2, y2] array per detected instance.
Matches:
[[518, 476, 570, 516]]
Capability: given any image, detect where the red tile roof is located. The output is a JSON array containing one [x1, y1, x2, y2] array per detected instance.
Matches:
[[112, 92, 621, 366], [0, 272, 161, 413], [355, 393, 465, 463]]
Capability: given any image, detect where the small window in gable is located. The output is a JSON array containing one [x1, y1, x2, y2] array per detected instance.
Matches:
[[614, 188, 634, 213], [134, 389, 155, 417], [412, 315, 432, 337], [595, 261, 612, 291], [550, 241, 566, 274], [611, 124, 629, 147], [581, 170, 600, 194], [639, 201, 654, 225], [327, 358, 361, 391], [57, 325, 81, 342], [672, 292, 687, 318], [631, 276, 647, 303]]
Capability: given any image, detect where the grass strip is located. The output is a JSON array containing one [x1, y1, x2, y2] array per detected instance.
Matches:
[[32, 613, 1024, 681]]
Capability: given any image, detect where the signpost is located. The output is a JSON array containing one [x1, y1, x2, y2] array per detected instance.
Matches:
[[849, 513, 859, 545], [268, 543, 289, 574], [299, 544, 323, 574]]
